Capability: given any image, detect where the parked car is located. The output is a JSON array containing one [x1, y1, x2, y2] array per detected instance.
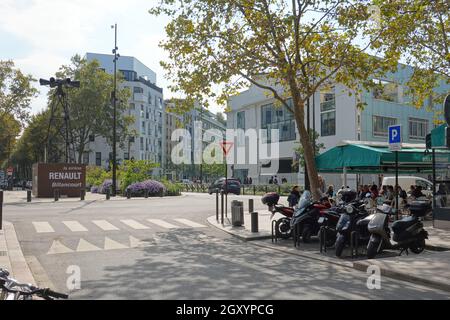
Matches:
[[208, 178, 241, 195], [381, 176, 433, 197]]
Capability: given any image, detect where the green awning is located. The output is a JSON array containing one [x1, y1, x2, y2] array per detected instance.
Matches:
[[431, 124, 448, 149], [315, 142, 450, 174]]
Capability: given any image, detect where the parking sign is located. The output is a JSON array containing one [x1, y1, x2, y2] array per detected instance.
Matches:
[[388, 125, 401, 151]]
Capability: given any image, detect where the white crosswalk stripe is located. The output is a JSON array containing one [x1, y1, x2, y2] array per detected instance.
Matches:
[[146, 219, 179, 229], [92, 220, 120, 231], [63, 221, 88, 232], [32, 222, 55, 233], [173, 218, 207, 228], [76, 238, 101, 252], [104, 237, 128, 250], [120, 219, 149, 230]]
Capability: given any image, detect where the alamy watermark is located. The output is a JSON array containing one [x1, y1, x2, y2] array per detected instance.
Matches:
[[366, 265, 381, 290], [66, 265, 81, 291]]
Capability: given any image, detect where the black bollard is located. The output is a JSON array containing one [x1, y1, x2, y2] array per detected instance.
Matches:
[[127, 190, 131, 199], [145, 189, 149, 199], [251, 212, 259, 233], [27, 190, 32, 202], [221, 191, 224, 225], [248, 199, 254, 214], [54, 189, 59, 201], [106, 188, 110, 200], [0, 190, 3, 230], [216, 191, 219, 221], [80, 189, 85, 201]]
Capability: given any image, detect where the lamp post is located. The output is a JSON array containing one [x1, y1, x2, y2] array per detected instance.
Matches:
[[111, 23, 120, 197]]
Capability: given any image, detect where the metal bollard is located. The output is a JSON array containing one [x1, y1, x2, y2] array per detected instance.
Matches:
[[248, 199, 254, 214], [106, 188, 110, 200], [80, 189, 85, 201], [127, 190, 131, 199], [0, 190, 3, 230], [216, 191, 219, 222], [221, 191, 224, 225], [145, 189, 149, 199], [253, 185, 256, 196], [251, 212, 258, 233], [27, 190, 32, 202], [54, 189, 59, 201]]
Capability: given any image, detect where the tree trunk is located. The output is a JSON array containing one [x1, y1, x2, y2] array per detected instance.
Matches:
[[293, 102, 322, 201], [77, 142, 85, 164]]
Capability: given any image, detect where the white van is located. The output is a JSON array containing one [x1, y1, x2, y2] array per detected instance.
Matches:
[[381, 176, 433, 197]]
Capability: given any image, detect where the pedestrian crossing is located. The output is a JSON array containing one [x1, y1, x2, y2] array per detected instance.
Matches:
[[31, 218, 207, 234]]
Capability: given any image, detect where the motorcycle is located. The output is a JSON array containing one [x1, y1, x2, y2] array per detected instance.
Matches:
[[334, 191, 373, 257], [262, 192, 294, 239], [366, 201, 429, 259], [290, 191, 332, 244]]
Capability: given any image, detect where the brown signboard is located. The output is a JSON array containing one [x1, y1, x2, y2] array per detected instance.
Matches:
[[32, 163, 86, 198]]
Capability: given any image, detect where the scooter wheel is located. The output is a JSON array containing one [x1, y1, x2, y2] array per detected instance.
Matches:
[[367, 240, 379, 259], [275, 219, 292, 239], [409, 238, 426, 254], [335, 235, 345, 257]]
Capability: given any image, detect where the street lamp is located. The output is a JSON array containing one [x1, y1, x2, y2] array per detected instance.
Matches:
[[111, 23, 120, 196]]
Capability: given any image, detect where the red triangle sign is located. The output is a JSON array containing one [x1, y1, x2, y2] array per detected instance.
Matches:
[[220, 141, 234, 156]]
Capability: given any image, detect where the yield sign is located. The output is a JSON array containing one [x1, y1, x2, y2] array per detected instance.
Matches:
[[219, 141, 234, 156]]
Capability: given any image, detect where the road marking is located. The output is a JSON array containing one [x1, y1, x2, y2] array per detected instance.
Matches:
[[63, 221, 88, 232], [92, 220, 120, 231], [76, 239, 101, 252], [146, 219, 179, 229], [47, 240, 73, 255], [120, 219, 149, 230], [104, 237, 128, 250], [129, 236, 148, 248], [32, 222, 55, 233], [173, 218, 207, 228]]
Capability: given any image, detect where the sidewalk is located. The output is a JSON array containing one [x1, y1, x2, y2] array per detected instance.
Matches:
[[0, 221, 36, 285], [1, 190, 186, 205], [208, 212, 450, 293]]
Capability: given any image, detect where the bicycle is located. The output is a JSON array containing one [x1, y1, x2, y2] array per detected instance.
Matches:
[[0, 268, 69, 300]]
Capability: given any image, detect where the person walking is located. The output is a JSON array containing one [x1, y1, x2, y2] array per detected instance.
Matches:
[[287, 186, 301, 207]]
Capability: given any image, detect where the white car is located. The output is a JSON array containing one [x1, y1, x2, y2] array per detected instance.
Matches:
[[381, 176, 433, 197]]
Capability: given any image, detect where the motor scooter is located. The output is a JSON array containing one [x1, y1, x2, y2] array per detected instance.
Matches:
[[366, 201, 429, 259], [262, 192, 294, 239]]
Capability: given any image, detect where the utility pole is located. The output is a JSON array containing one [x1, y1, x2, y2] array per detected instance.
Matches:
[[111, 23, 119, 197]]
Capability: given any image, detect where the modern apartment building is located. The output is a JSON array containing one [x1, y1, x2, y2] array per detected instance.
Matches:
[[227, 63, 450, 188], [84, 53, 164, 173], [163, 100, 226, 181]]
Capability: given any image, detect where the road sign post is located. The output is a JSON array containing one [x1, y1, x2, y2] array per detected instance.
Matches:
[[389, 125, 401, 220], [220, 141, 234, 220]]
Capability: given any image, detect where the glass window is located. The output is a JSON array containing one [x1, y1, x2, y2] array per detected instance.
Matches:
[[372, 79, 399, 103], [134, 87, 143, 94], [95, 152, 101, 166], [82, 152, 89, 165], [237, 111, 245, 130], [373, 116, 397, 137], [120, 70, 137, 81], [140, 137, 144, 151], [409, 118, 428, 140], [320, 88, 336, 136], [261, 103, 295, 142]]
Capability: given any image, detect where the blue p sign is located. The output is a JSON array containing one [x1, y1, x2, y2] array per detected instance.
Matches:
[[389, 125, 401, 144]]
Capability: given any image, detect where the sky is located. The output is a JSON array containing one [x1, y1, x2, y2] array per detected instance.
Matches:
[[0, 0, 224, 115]]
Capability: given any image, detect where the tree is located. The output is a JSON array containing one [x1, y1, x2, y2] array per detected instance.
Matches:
[[216, 112, 227, 126], [0, 113, 20, 167], [150, 0, 398, 199], [372, 0, 449, 115], [54, 55, 133, 163], [292, 131, 325, 172], [0, 60, 38, 125]]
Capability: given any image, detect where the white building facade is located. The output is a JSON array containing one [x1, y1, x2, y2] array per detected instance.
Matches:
[[84, 53, 164, 172]]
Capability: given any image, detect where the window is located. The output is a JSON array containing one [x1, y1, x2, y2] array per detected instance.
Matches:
[[320, 88, 336, 136], [373, 115, 397, 137], [124, 153, 129, 160], [261, 103, 295, 142], [140, 137, 144, 151], [142, 121, 146, 133], [89, 135, 95, 142], [237, 111, 245, 129], [279, 158, 294, 173], [95, 152, 102, 166], [372, 79, 399, 103], [134, 87, 143, 94], [120, 70, 137, 81], [409, 118, 428, 140], [82, 152, 89, 165]]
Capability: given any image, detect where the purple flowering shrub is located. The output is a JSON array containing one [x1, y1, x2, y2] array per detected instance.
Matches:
[[125, 180, 166, 197], [90, 186, 100, 194], [99, 179, 113, 194]]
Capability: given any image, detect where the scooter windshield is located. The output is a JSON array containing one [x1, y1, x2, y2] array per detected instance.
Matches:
[[297, 191, 312, 211]]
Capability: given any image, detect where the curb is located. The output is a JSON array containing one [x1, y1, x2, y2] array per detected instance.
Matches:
[[2, 221, 36, 285], [353, 261, 450, 293], [206, 216, 272, 242]]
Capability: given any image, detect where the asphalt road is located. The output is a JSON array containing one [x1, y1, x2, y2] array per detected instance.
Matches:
[[3, 193, 449, 299]]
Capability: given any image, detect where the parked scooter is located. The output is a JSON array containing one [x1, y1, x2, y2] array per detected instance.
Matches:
[[366, 201, 429, 259], [334, 191, 373, 257], [262, 192, 294, 239], [290, 191, 332, 243]]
